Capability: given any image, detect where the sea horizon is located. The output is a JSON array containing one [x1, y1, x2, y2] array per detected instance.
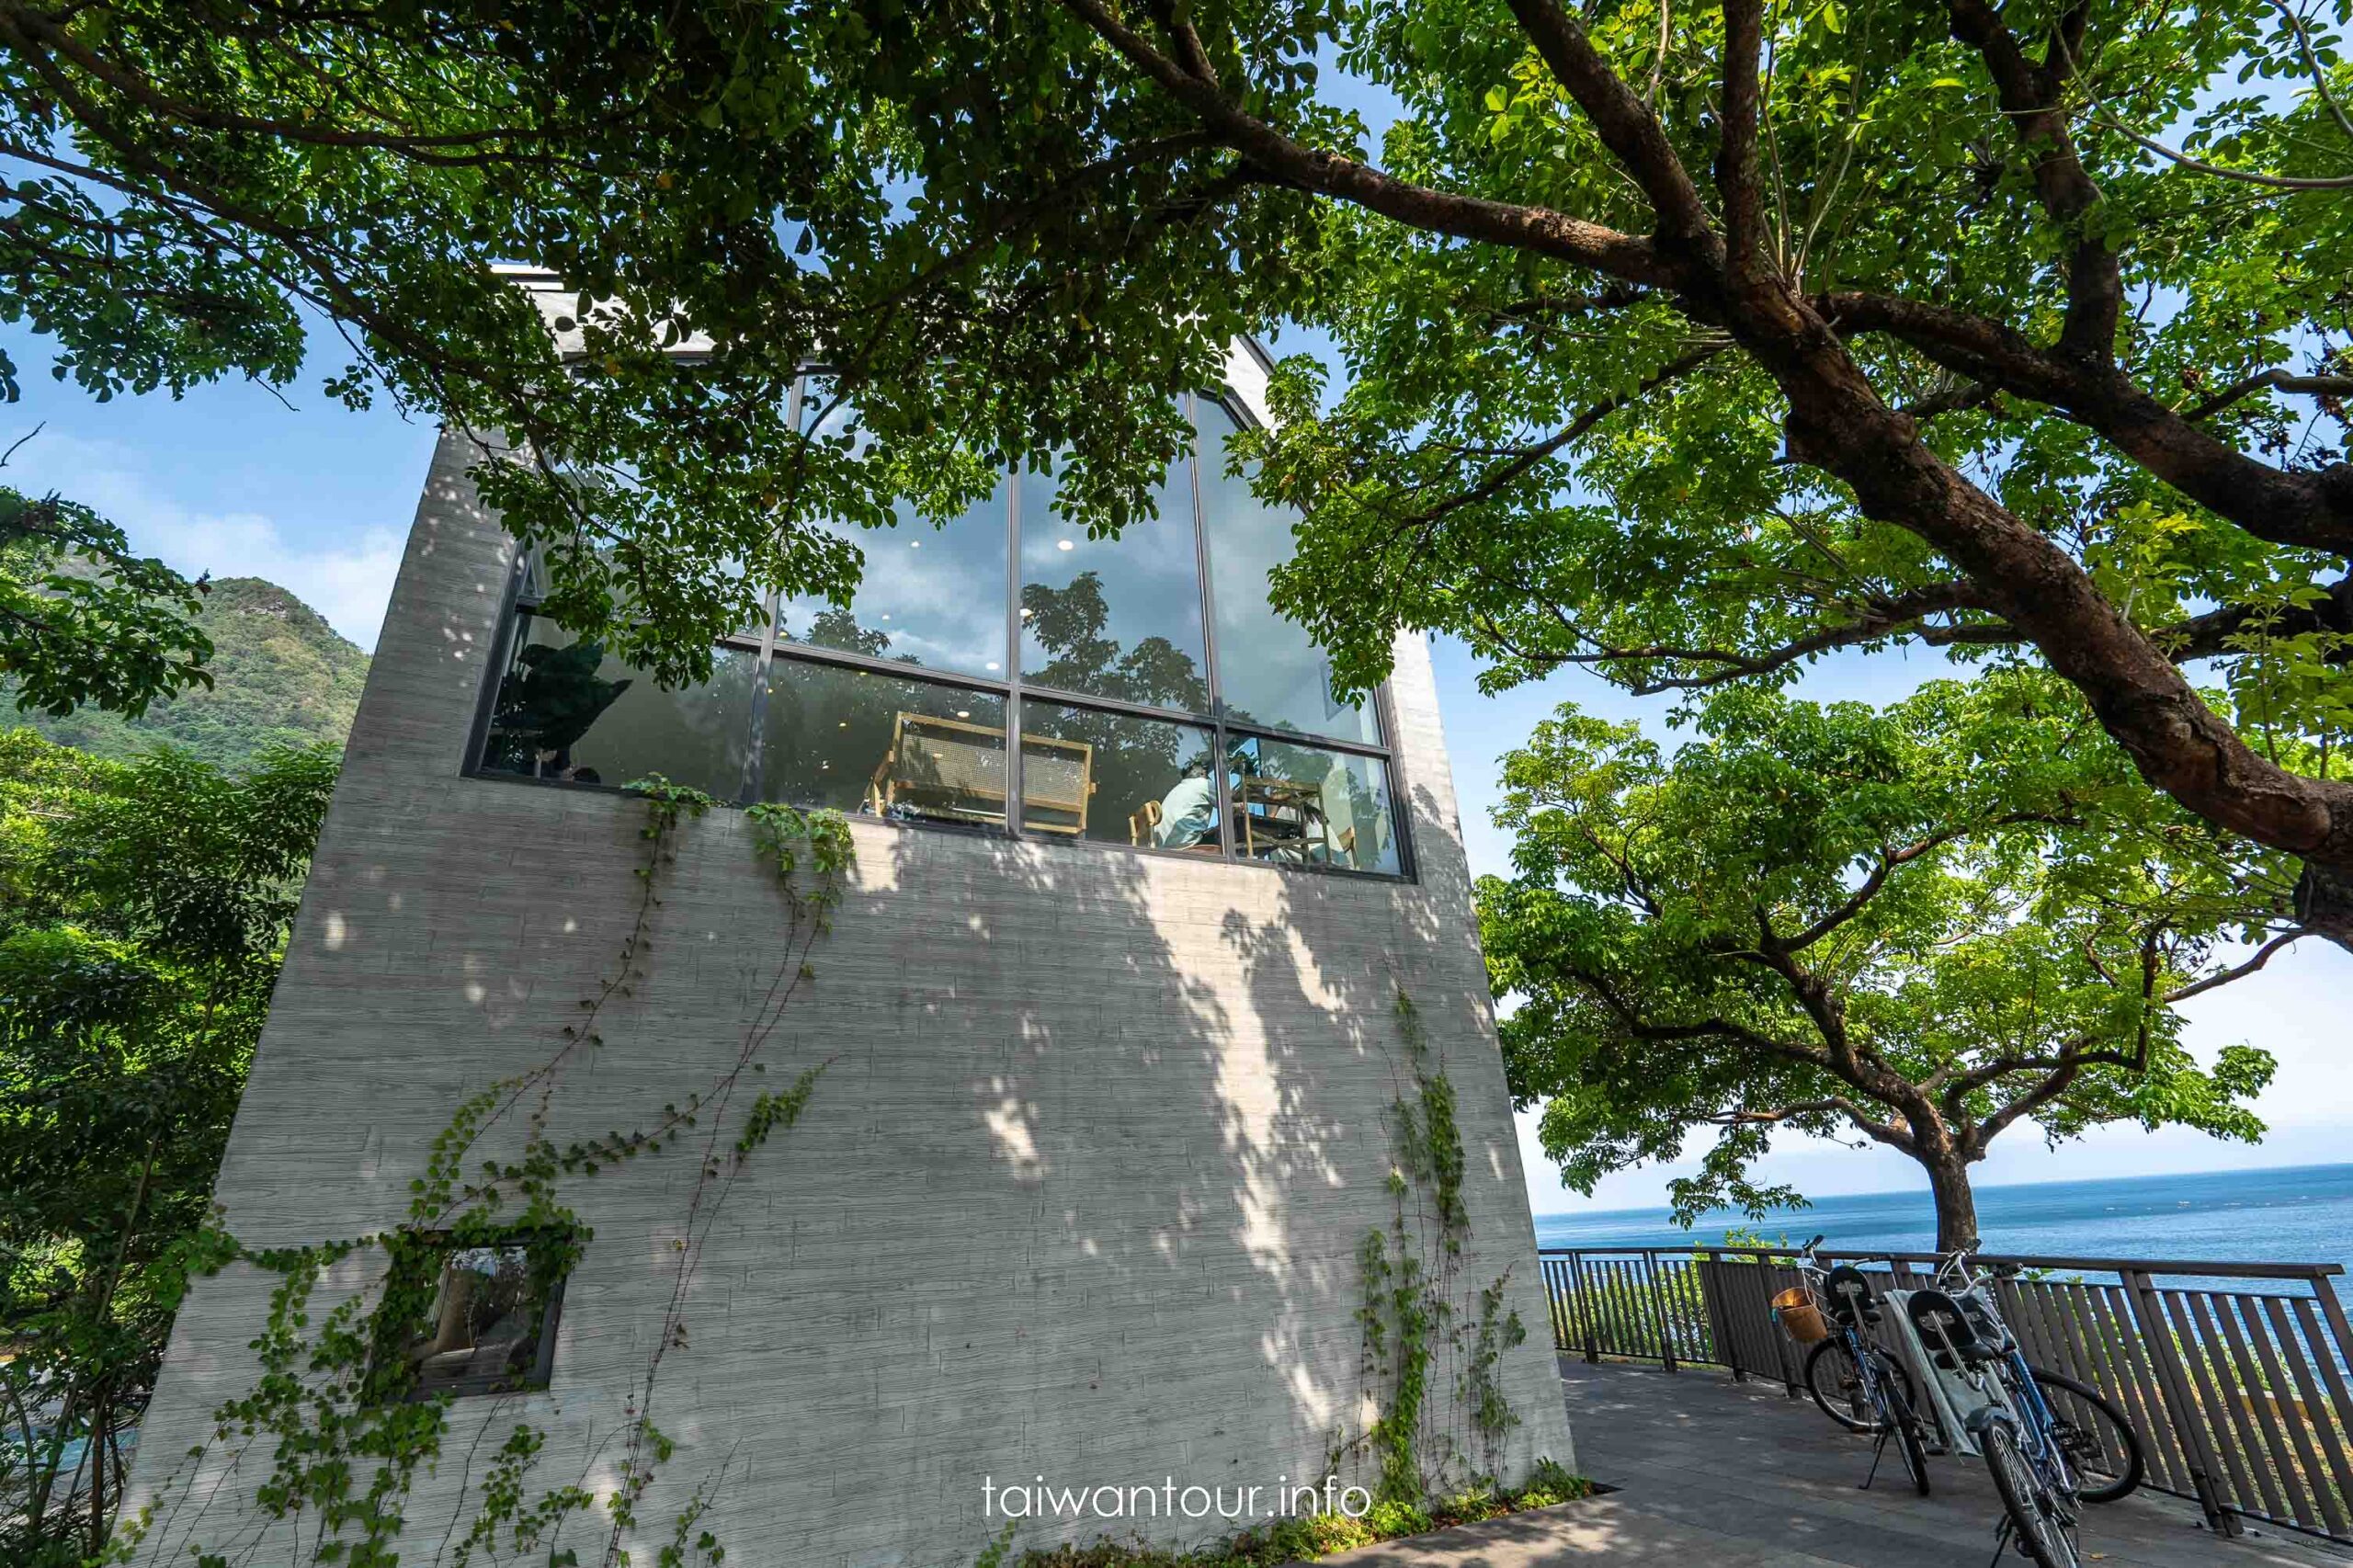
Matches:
[[1529, 1160, 2353, 1281]]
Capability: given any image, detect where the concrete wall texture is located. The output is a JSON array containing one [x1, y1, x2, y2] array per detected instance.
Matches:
[[124, 402, 1575, 1566]]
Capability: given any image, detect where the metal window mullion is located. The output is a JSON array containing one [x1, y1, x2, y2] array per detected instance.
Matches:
[[1005, 460, 1024, 839], [741, 585, 779, 807], [1185, 391, 1234, 862], [1012, 681, 1215, 729], [742, 372, 808, 807], [1219, 722, 1395, 763], [765, 643, 1012, 697]]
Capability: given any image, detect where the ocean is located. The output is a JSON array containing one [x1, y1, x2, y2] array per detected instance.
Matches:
[[1530, 1162, 2353, 1283]]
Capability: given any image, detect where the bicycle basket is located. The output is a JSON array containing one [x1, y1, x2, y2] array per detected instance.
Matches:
[[1771, 1284, 1830, 1344]]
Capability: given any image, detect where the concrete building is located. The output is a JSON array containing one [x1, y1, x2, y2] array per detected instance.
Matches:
[[123, 340, 1574, 1566]]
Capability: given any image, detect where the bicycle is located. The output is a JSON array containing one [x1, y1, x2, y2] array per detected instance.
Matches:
[[1894, 1252, 2145, 1568], [1780, 1235, 1932, 1495]]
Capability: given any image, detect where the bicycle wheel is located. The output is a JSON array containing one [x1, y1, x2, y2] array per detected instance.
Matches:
[[1884, 1377, 1931, 1496], [2029, 1367, 2144, 1505], [1805, 1336, 1917, 1433], [1983, 1418, 2080, 1568]]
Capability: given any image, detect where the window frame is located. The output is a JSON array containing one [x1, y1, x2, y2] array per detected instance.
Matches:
[[465, 380, 1415, 883], [369, 1226, 574, 1404]]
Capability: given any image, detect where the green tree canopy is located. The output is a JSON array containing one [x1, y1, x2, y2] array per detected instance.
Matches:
[[1482, 672, 2286, 1250], [7, 0, 2352, 933], [0, 730, 337, 1565]]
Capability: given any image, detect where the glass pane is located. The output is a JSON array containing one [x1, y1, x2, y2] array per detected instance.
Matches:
[[777, 389, 1010, 680], [1226, 734, 1402, 875], [402, 1244, 550, 1398], [479, 612, 756, 798], [1196, 399, 1381, 744], [763, 658, 1008, 827], [1018, 450, 1210, 712], [1019, 700, 1220, 851], [515, 541, 766, 641]]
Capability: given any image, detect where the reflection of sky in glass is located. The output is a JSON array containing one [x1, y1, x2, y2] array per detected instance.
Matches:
[[776, 395, 1009, 680], [1018, 452, 1208, 710], [1197, 400, 1381, 745]]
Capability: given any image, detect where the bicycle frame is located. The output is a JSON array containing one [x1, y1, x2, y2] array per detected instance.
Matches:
[[1901, 1252, 2078, 1501], [1794, 1240, 1898, 1426]]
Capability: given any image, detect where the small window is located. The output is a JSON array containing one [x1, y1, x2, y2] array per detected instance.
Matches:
[[371, 1230, 571, 1402], [1227, 734, 1403, 875]]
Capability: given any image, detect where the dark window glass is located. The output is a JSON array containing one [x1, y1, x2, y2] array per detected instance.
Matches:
[[1196, 400, 1381, 745], [777, 392, 1009, 680], [763, 659, 1008, 827], [373, 1231, 568, 1402], [1226, 734, 1402, 875], [480, 613, 756, 798], [1018, 453, 1210, 712], [1019, 700, 1220, 851]]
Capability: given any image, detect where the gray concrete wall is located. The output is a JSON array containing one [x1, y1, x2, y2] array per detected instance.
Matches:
[[123, 422, 1574, 1568]]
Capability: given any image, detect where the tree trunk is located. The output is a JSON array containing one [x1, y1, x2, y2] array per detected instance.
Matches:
[[1924, 1151, 1981, 1255]]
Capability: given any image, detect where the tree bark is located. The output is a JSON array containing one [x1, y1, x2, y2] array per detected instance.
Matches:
[[1923, 1147, 1983, 1255]]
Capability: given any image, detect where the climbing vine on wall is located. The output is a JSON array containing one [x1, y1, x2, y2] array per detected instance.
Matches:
[[114, 778, 856, 1567], [1351, 989, 1529, 1505]]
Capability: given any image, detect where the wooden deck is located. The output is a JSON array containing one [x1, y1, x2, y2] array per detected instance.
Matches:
[[1331, 1359, 2351, 1566]]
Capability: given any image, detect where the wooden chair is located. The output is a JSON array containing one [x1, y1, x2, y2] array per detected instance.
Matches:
[[1128, 799, 1162, 846], [865, 712, 1093, 834]]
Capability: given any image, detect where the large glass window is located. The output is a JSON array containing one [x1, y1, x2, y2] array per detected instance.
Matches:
[[1021, 700, 1220, 850], [777, 390, 1011, 680], [475, 380, 1407, 878], [764, 662, 1008, 826], [480, 613, 756, 798], [1196, 400, 1382, 746], [1019, 457, 1210, 711], [1227, 735, 1403, 876]]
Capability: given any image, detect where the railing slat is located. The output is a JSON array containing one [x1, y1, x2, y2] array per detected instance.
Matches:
[[2177, 1290, 2284, 1521], [2086, 1283, 2189, 1495], [2208, 1291, 2309, 1527], [2286, 1296, 2353, 1525], [2256, 1295, 2350, 1539]]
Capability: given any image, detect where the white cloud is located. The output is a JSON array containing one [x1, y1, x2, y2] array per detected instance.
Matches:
[[6, 433, 403, 651]]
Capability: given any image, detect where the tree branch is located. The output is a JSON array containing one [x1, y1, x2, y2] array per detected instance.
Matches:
[[2185, 368, 2353, 422], [1820, 290, 2353, 558], [1945, 0, 2120, 360], [1715, 0, 1769, 278], [1391, 343, 1724, 535], [2162, 928, 2304, 1003], [1055, 0, 1669, 284], [1503, 0, 1719, 246]]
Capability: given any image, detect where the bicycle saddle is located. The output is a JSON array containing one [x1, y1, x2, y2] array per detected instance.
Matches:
[[1905, 1288, 2004, 1369], [1824, 1265, 1877, 1324]]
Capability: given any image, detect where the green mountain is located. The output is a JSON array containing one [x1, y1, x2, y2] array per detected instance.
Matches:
[[17, 577, 370, 766]]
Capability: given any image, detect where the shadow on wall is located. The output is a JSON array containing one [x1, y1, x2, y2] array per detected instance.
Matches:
[[124, 755, 1529, 1567]]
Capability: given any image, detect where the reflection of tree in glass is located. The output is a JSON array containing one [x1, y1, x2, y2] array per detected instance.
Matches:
[[485, 639, 631, 775], [803, 604, 891, 659], [1021, 572, 1208, 712]]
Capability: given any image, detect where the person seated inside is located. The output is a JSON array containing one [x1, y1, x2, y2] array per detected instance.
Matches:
[[1152, 757, 1219, 850]]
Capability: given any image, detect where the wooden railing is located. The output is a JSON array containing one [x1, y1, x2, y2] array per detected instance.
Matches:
[[1538, 1244, 2353, 1546]]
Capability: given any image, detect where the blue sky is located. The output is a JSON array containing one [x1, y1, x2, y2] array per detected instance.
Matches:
[[5, 311, 2347, 1222]]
